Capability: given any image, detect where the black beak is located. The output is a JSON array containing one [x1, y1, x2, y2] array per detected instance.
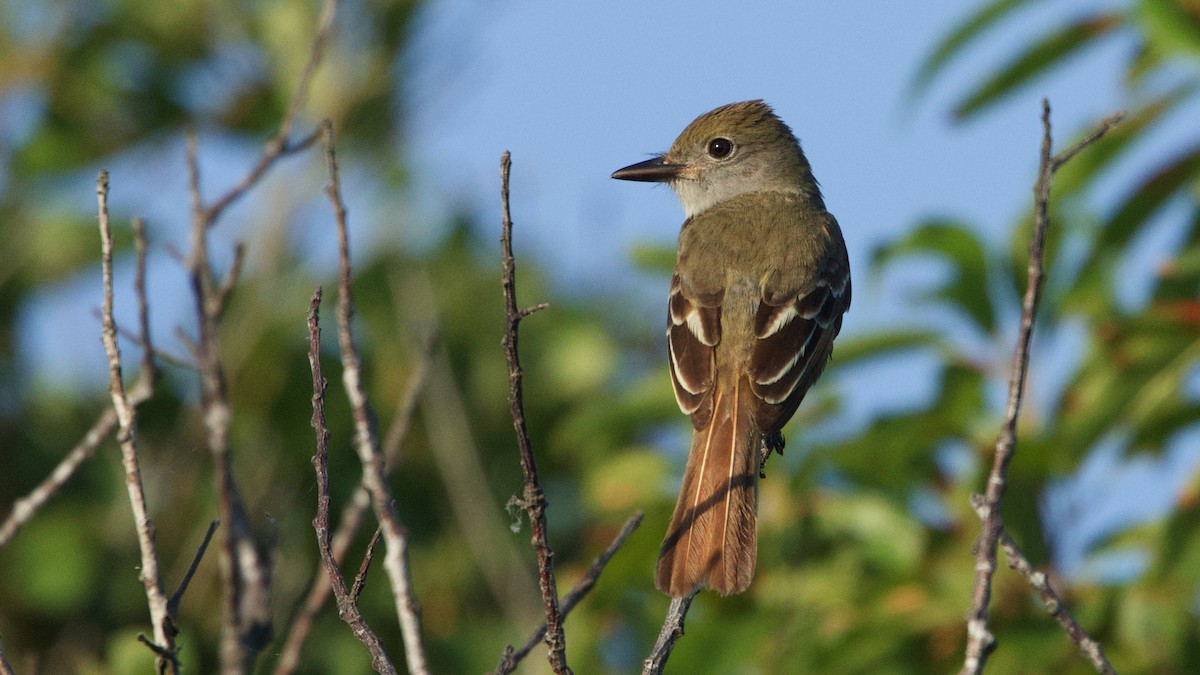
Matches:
[[611, 155, 683, 182]]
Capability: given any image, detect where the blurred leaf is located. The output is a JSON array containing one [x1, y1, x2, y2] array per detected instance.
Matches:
[[909, 0, 1038, 101], [828, 329, 946, 367], [1069, 143, 1200, 307], [628, 241, 676, 275], [1103, 142, 1200, 249], [1138, 0, 1200, 58], [873, 219, 996, 333], [817, 491, 927, 576], [953, 13, 1122, 120]]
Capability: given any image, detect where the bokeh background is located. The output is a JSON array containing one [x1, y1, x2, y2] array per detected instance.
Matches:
[[2, 0, 1200, 672]]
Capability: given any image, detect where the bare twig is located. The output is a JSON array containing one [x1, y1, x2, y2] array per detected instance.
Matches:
[[960, 101, 1124, 675], [176, 8, 341, 658], [132, 217, 157, 381], [498, 151, 570, 675], [274, 335, 434, 675], [0, 407, 118, 548], [495, 511, 645, 675], [307, 288, 397, 674], [968, 496, 1115, 674], [419, 343, 542, 619], [96, 311, 196, 371], [98, 171, 178, 674], [202, 0, 335, 227], [642, 590, 699, 675], [351, 527, 383, 605], [324, 121, 429, 675], [168, 520, 220, 618], [273, 487, 371, 675], [185, 129, 274, 674], [1, 217, 163, 549], [383, 331, 438, 466]]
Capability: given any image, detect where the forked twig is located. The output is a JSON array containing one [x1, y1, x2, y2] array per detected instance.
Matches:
[[960, 101, 1124, 674], [495, 511, 645, 674], [307, 288, 397, 674], [969, 496, 1115, 674], [98, 172, 178, 674], [324, 121, 429, 675]]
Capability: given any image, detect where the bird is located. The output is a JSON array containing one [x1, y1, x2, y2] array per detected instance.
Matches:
[[612, 100, 851, 597]]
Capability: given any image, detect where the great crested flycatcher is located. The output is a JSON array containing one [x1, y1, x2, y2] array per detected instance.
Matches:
[[612, 100, 851, 597]]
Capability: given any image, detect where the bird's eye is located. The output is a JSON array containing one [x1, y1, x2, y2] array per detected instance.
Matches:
[[707, 137, 734, 159]]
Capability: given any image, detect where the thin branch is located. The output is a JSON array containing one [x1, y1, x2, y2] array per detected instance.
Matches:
[[202, 0, 336, 228], [417, 340, 541, 619], [969, 496, 1115, 674], [1, 216, 162, 550], [495, 511, 644, 675], [98, 171, 178, 674], [168, 520, 220, 618], [960, 100, 1124, 675], [307, 288, 397, 675], [0, 407, 118, 548], [90, 310, 196, 371], [324, 120, 429, 675], [642, 591, 699, 675], [132, 217, 157, 382], [214, 242, 247, 316], [498, 150, 571, 675], [274, 335, 434, 675], [186, 126, 274, 674], [382, 330, 438, 467], [273, 487, 370, 675], [351, 527, 383, 605]]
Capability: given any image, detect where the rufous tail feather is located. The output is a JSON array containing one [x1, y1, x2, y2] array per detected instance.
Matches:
[[655, 375, 759, 597]]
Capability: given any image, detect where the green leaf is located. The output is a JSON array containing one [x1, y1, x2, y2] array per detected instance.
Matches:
[[1137, 0, 1200, 58], [1102, 142, 1200, 250], [628, 241, 676, 275], [827, 330, 946, 367], [1069, 143, 1200, 306], [873, 219, 996, 333], [909, 0, 1039, 101], [953, 13, 1123, 120]]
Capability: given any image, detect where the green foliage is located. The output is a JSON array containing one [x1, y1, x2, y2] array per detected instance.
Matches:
[[2, 1, 1200, 673]]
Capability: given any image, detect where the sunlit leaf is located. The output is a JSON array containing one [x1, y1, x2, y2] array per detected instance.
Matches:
[[1068, 143, 1200, 307], [953, 13, 1123, 120], [909, 0, 1039, 101], [1138, 0, 1200, 58]]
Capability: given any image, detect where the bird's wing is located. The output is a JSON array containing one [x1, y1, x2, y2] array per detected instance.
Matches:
[[666, 273, 722, 429], [747, 258, 851, 431]]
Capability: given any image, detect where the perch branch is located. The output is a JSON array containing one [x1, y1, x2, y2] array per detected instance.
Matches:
[[642, 591, 699, 675]]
